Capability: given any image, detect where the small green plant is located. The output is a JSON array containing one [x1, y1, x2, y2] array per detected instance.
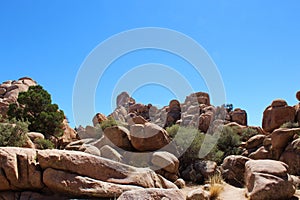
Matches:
[[166, 124, 180, 138], [34, 138, 55, 149], [0, 117, 28, 147], [280, 121, 300, 129], [100, 116, 118, 130]]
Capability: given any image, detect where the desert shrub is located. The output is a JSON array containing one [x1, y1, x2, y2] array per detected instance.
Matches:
[[100, 116, 118, 130], [166, 124, 180, 138], [0, 117, 28, 147], [169, 125, 205, 160], [34, 138, 55, 149], [206, 126, 242, 164], [7, 85, 65, 138], [280, 121, 300, 129], [240, 127, 258, 142]]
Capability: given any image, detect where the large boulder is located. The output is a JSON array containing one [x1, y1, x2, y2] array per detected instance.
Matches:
[[280, 138, 300, 175], [0, 148, 44, 190], [165, 100, 181, 127], [37, 149, 177, 189], [43, 168, 142, 198], [117, 188, 185, 200], [100, 145, 123, 162], [116, 92, 135, 107], [262, 99, 296, 132], [104, 126, 133, 150], [198, 112, 213, 133], [245, 160, 295, 200], [230, 108, 247, 126], [130, 123, 170, 151], [245, 134, 266, 149], [271, 128, 300, 159], [151, 151, 179, 174], [220, 155, 250, 187]]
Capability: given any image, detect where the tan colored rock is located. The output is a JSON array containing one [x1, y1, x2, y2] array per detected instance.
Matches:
[[186, 188, 210, 200], [198, 112, 213, 133], [174, 178, 185, 189], [127, 115, 148, 125], [100, 145, 123, 162], [249, 146, 272, 160], [271, 128, 300, 159], [195, 92, 210, 105], [246, 134, 266, 149], [130, 123, 170, 151], [27, 132, 45, 141], [104, 126, 132, 150], [122, 151, 152, 168], [116, 92, 135, 107], [92, 113, 108, 126], [262, 100, 296, 132], [151, 151, 179, 174], [280, 138, 300, 175], [37, 149, 177, 189], [83, 145, 101, 156], [245, 160, 295, 200], [57, 118, 77, 148], [44, 168, 142, 198], [221, 155, 250, 187], [230, 108, 247, 126], [117, 188, 185, 200], [0, 147, 44, 190]]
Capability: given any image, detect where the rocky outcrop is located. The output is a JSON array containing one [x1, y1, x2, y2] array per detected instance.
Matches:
[[0, 77, 37, 116], [92, 113, 107, 126], [104, 126, 133, 150], [0, 147, 177, 199], [262, 99, 296, 132], [245, 160, 295, 200]]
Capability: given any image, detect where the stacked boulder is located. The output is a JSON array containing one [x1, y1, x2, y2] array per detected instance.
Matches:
[[0, 147, 179, 199], [0, 77, 36, 117]]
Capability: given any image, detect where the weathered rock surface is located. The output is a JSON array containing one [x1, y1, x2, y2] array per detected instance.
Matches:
[[271, 128, 300, 159], [245, 159, 295, 200], [43, 168, 142, 198], [130, 123, 170, 151], [262, 99, 296, 132], [0, 147, 177, 199], [104, 126, 133, 150], [186, 188, 210, 200], [280, 138, 300, 175], [230, 108, 247, 126], [151, 151, 179, 174], [221, 155, 250, 187], [117, 188, 185, 200]]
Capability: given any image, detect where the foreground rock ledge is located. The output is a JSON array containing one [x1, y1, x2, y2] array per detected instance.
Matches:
[[0, 147, 177, 199]]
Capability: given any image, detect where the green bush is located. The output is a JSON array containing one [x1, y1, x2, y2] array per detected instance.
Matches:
[[166, 124, 180, 138], [100, 116, 118, 130], [240, 127, 258, 142], [206, 126, 242, 164], [0, 117, 28, 147], [7, 85, 65, 138], [280, 121, 300, 129], [167, 124, 205, 159], [34, 138, 55, 149]]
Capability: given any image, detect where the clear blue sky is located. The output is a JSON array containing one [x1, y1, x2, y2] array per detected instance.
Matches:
[[1, 1, 299, 127]]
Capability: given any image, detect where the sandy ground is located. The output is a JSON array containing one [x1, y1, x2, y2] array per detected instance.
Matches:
[[181, 183, 300, 200]]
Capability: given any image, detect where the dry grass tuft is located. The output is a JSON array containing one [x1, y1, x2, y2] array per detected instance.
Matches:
[[208, 173, 224, 200]]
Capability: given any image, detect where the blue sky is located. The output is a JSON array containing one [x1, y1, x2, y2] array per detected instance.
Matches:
[[0, 1, 300, 127]]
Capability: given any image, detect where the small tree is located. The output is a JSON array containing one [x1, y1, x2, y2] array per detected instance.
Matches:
[[7, 85, 65, 138]]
